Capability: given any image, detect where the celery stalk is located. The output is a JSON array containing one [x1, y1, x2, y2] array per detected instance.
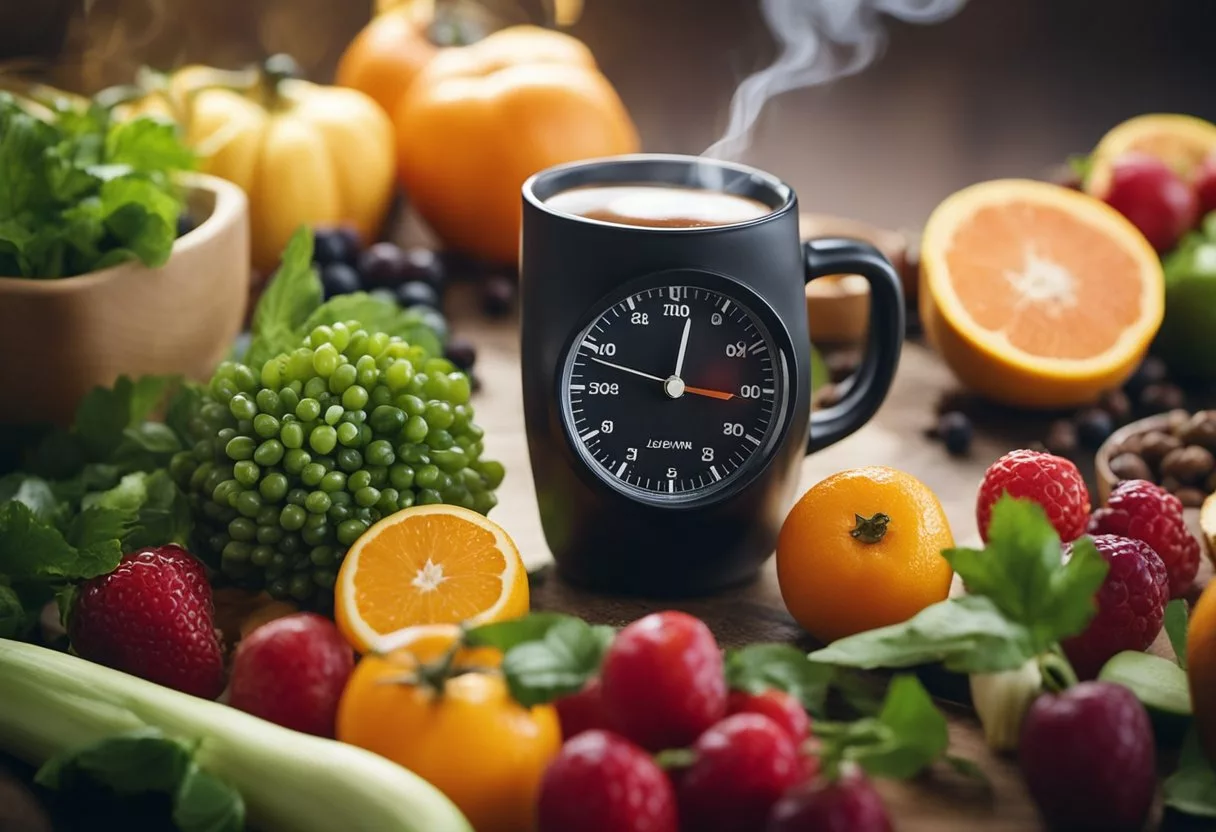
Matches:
[[0, 639, 472, 832]]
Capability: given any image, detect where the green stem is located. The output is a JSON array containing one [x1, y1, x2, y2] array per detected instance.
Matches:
[[1038, 650, 1078, 694], [850, 513, 891, 545], [257, 55, 301, 111]]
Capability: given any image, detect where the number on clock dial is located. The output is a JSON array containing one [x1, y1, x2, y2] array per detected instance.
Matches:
[[563, 285, 782, 498]]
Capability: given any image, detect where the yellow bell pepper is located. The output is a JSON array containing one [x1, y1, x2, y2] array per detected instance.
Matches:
[[134, 57, 396, 274]]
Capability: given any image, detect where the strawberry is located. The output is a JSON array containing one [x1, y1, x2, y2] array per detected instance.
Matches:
[[727, 689, 812, 745], [69, 545, 224, 699], [767, 766, 893, 832], [537, 730, 678, 832], [1088, 478, 1200, 598], [977, 450, 1091, 543], [677, 712, 805, 832], [1061, 535, 1169, 679], [600, 611, 727, 751], [554, 677, 609, 741], [228, 613, 354, 737]]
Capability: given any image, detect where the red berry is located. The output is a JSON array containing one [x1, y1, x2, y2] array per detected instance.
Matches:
[[228, 613, 354, 737], [976, 450, 1091, 543], [727, 689, 811, 745], [554, 677, 608, 740], [766, 767, 893, 832], [1061, 535, 1169, 679], [600, 611, 727, 751], [1019, 681, 1155, 831], [537, 730, 678, 832], [677, 713, 804, 832], [69, 545, 224, 699], [1088, 478, 1200, 598], [1101, 152, 1199, 252], [1194, 153, 1216, 219]]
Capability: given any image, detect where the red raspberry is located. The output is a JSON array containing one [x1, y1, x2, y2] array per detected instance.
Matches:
[[228, 613, 354, 737], [70, 545, 224, 699], [767, 766, 893, 832], [554, 677, 608, 740], [1019, 681, 1156, 831], [977, 450, 1091, 542], [537, 730, 678, 832], [727, 689, 812, 745], [600, 611, 727, 751], [677, 713, 804, 832], [1088, 478, 1200, 598], [1062, 535, 1169, 679]]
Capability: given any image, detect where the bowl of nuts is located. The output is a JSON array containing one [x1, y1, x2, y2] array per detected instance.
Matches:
[[1095, 409, 1216, 506]]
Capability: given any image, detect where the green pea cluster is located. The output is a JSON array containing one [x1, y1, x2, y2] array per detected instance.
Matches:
[[169, 320, 504, 609]]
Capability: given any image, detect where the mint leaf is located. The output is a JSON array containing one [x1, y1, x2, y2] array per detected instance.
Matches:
[[165, 383, 205, 444], [106, 116, 195, 176], [465, 612, 585, 652], [36, 728, 192, 795], [74, 376, 135, 461], [498, 617, 615, 707], [809, 594, 1036, 674], [93, 470, 192, 549], [67, 505, 136, 553], [816, 675, 951, 780], [246, 227, 323, 370], [1166, 599, 1189, 669], [0, 583, 28, 639], [1097, 650, 1191, 717], [1165, 730, 1216, 818], [99, 176, 179, 268], [0, 500, 82, 581], [724, 643, 834, 717], [173, 762, 245, 832]]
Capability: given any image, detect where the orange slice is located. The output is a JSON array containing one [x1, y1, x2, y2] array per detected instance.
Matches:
[[1086, 113, 1216, 196], [920, 179, 1164, 408], [334, 505, 529, 653]]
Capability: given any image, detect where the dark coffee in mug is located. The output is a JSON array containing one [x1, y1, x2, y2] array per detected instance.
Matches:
[[544, 183, 772, 229]]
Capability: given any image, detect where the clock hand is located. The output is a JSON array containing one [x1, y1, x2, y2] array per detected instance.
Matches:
[[684, 385, 736, 401], [673, 317, 692, 378], [589, 356, 666, 383]]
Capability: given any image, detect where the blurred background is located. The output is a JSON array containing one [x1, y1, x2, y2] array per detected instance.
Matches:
[[5, 0, 1216, 232]]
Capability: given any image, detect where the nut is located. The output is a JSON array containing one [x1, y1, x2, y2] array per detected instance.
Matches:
[[1108, 452, 1153, 483], [1208, 469, 1216, 493], [1161, 475, 1182, 494], [1139, 383, 1186, 417], [1160, 445, 1215, 486], [1179, 411, 1216, 452], [1176, 487, 1208, 508], [1125, 355, 1169, 398], [1138, 430, 1183, 468], [1168, 407, 1192, 436], [1097, 388, 1132, 424], [1044, 420, 1079, 458], [1116, 432, 1145, 457]]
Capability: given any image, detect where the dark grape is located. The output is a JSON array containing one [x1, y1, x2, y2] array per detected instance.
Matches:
[[481, 274, 515, 316], [313, 227, 358, 266], [444, 337, 477, 371], [399, 248, 446, 292], [397, 281, 440, 310], [358, 242, 410, 288], [320, 263, 361, 298]]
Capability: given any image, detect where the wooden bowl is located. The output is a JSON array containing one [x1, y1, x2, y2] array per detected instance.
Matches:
[[0, 173, 250, 426], [1094, 412, 1173, 505], [799, 213, 910, 344]]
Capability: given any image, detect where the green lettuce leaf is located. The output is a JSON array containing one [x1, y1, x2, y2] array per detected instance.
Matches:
[[245, 227, 323, 370]]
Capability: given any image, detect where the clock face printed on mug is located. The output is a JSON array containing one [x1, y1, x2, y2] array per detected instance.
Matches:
[[560, 285, 787, 502]]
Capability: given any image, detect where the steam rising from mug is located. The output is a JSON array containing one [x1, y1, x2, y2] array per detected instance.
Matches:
[[703, 0, 968, 160]]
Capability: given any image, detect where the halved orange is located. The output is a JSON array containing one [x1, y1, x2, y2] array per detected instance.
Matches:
[[920, 179, 1164, 408], [334, 505, 529, 653], [1086, 113, 1216, 196]]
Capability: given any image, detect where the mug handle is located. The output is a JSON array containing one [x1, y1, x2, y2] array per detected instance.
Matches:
[[804, 238, 906, 454]]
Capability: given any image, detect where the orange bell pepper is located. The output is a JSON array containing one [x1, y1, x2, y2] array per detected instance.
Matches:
[[394, 25, 640, 265]]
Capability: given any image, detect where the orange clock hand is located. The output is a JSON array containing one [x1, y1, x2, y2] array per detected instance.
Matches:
[[684, 386, 735, 401]]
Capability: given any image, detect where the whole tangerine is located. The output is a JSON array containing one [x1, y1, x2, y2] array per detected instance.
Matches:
[[776, 466, 955, 645]]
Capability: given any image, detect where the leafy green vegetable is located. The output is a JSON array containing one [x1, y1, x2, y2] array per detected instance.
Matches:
[[36, 727, 245, 832], [1165, 730, 1216, 819], [723, 643, 834, 718], [245, 227, 323, 370], [1166, 599, 1189, 670], [90, 470, 192, 550], [0, 584, 26, 639], [814, 675, 949, 780], [0, 93, 193, 279], [302, 293, 444, 359], [809, 497, 1108, 675], [1097, 650, 1191, 717]]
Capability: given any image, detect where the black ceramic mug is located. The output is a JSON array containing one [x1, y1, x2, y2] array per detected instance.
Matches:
[[520, 154, 904, 596]]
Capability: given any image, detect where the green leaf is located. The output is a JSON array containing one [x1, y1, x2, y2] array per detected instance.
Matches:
[[723, 643, 834, 717], [67, 504, 136, 555], [0, 583, 29, 639], [1164, 730, 1216, 818], [128, 375, 176, 424], [0, 474, 61, 524], [36, 728, 192, 795], [817, 675, 951, 781], [73, 376, 135, 461], [944, 754, 990, 786], [105, 116, 195, 175], [1166, 599, 1189, 669], [808, 594, 1036, 674], [1097, 650, 1192, 717], [173, 762, 245, 832], [302, 293, 444, 359], [99, 176, 179, 268], [499, 617, 615, 707], [0, 500, 84, 581], [92, 470, 192, 549], [464, 612, 585, 652], [165, 383, 205, 444], [0, 94, 53, 220], [55, 583, 76, 630], [245, 227, 323, 370], [1067, 153, 1093, 183]]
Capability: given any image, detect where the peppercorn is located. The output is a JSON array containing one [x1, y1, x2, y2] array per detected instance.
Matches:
[[938, 411, 972, 457], [1124, 355, 1168, 399], [1096, 388, 1132, 424], [1138, 430, 1182, 468], [1139, 383, 1186, 416], [1109, 452, 1153, 483], [1075, 408, 1115, 449], [1160, 445, 1215, 486]]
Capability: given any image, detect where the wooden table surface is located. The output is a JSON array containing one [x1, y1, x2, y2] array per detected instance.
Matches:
[[446, 260, 1212, 831]]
